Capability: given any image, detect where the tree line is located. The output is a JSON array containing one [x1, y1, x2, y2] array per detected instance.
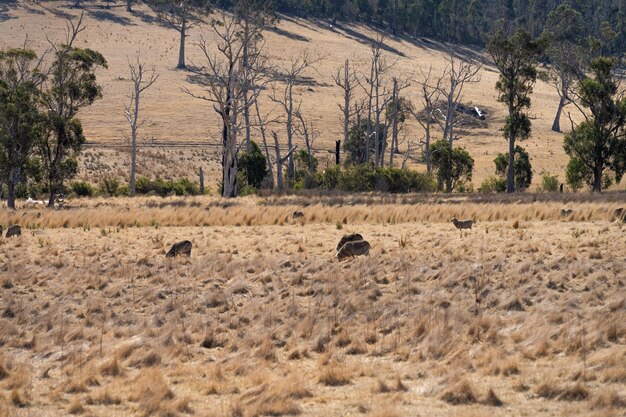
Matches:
[[210, 0, 626, 55]]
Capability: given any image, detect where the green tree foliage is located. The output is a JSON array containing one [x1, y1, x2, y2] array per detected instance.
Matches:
[[211, 1, 626, 57], [40, 17, 107, 206], [494, 145, 533, 191], [343, 119, 384, 165], [0, 48, 44, 209], [237, 140, 268, 188], [564, 58, 626, 192], [488, 29, 542, 193], [430, 139, 474, 192]]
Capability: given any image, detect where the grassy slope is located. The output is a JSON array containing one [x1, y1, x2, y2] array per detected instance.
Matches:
[[0, 1, 575, 188]]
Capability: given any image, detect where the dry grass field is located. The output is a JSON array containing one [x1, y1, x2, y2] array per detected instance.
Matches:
[[0, 0, 585, 188], [1, 194, 625, 416]]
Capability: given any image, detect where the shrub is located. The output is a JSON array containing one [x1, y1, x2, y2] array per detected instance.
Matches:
[[132, 176, 200, 197], [430, 140, 474, 192], [539, 172, 559, 192], [478, 176, 507, 193], [99, 176, 120, 196], [318, 165, 341, 189], [294, 150, 318, 182], [343, 119, 385, 165], [494, 146, 532, 191], [237, 141, 267, 188], [315, 164, 435, 193], [71, 181, 95, 197]]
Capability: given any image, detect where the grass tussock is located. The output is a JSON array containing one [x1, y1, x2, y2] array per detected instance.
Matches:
[[318, 364, 352, 386], [440, 379, 477, 405], [130, 368, 175, 416]]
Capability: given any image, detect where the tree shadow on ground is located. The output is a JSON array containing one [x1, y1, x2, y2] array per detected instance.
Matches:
[[266, 25, 310, 43], [87, 8, 133, 26], [0, 0, 17, 22]]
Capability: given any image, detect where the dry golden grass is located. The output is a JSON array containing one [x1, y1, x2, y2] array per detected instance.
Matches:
[[1, 195, 626, 416], [0, 1, 613, 188]]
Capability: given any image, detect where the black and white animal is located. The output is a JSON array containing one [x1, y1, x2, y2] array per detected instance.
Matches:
[[5, 225, 21, 238], [560, 209, 573, 217], [166, 240, 192, 258]]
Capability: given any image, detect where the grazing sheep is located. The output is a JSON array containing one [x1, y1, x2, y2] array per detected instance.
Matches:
[[6, 225, 21, 238], [560, 209, 573, 217], [336, 240, 370, 260], [292, 211, 305, 219], [336, 233, 364, 251], [166, 240, 192, 258]]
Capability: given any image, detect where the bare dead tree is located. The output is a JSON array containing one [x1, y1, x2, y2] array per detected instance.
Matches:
[[332, 59, 358, 149], [440, 46, 482, 147], [185, 11, 268, 198], [234, 0, 277, 155], [386, 76, 410, 167], [431, 46, 482, 192], [252, 90, 282, 189], [410, 66, 444, 174], [271, 131, 297, 192], [360, 36, 395, 167], [401, 136, 419, 170], [124, 54, 159, 197], [269, 51, 321, 184], [294, 108, 318, 172]]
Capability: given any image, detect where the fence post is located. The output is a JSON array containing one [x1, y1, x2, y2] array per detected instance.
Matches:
[[199, 167, 205, 195]]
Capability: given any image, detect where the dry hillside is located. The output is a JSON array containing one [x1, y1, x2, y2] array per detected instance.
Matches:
[[0, 0, 579, 188]]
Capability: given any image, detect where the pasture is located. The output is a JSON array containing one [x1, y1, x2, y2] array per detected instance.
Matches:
[[1, 194, 625, 417]]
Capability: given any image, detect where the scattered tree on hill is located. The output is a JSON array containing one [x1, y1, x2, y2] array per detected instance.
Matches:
[[40, 14, 107, 207], [494, 145, 532, 191], [0, 48, 45, 210], [185, 11, 268, 197], [149, 0, 211, 69], [488, 29, 543, 193], [564, 57, 626, 192], [124, 54, 159, 197], [542, 3, 592, 133]]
